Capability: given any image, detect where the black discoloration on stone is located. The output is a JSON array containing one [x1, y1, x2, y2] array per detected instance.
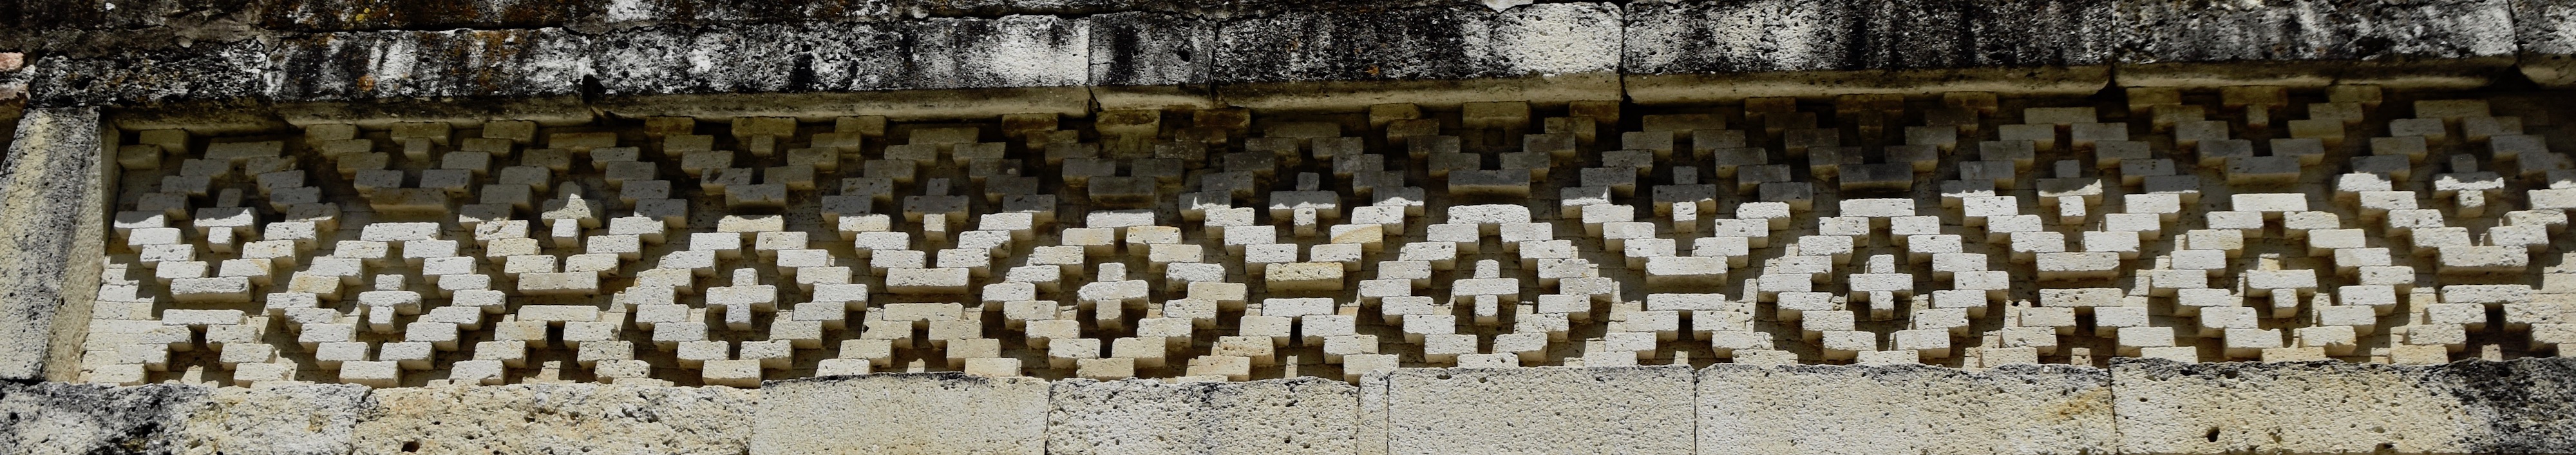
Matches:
[[27, 41, 269, 108], [269, 28, 592, 102], [1624, 0, 2114, 75], [2116, 0, 2515, 64], [1087, 11, 1212, 88], [2425, 358, 2576, 453], [0, 382, 208, 455]]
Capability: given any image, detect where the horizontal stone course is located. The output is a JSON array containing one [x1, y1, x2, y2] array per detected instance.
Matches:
[[12, 1, 2576, 110], [6, 360, 2571, 453]]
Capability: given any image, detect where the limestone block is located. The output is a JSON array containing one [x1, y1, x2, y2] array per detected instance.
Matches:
[[755, 373, 1048, 455], [1385, 366, 1694, 455], [2110, 359, 2480, 454], [179, 384, 372, 455], [1699, 363, 2112, 455], [0, 108, 106, 381], [1048, 378, 1354, 455], [353, 383, 755, 455]]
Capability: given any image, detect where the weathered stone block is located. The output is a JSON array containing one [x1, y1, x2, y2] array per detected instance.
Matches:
[[1698, 363, 2114, 455], [1048, 377, 1355, 455], [755, 373, 1048, 455], [352, 383, 755, 455], [1384, 366, 1694, 455]]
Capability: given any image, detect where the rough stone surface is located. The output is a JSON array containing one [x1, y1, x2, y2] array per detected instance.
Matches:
[[0, 107, 102, 382], [1698, 363, 2115, 455], [1211, 3, 1622, 108], [0, 382, 206, 455], [177, 385, 371, 455], [2517, 0, 2576, 86], [350, 383, 757, 455], [1384, 366, 1696, 455], [1088, 11, 1217, 110], [2427, 358, 2576, 453], [1624, 0, 2116, 100], [2110, 358, 2478, 454], [755, 373, 1049, 455], [2116, 0, 2517, 87], [1048, 377, 1355, 455]]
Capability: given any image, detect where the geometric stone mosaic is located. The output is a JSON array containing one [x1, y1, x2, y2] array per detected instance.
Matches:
[[82, 87, 2576, 387]]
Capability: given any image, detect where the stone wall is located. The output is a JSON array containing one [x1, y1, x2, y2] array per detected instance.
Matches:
[[6, 360, 2572, 454], [5, 0, 2576, 453]]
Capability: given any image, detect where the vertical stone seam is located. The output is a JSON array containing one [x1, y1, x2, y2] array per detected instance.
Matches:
[[43, 115, 111, 383]]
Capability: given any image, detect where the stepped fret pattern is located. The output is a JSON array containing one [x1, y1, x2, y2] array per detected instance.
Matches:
[[81, 88, 2576, 387]]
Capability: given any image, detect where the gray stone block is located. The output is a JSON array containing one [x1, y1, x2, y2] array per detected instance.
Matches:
[[1697, 363, 2115, 455], [2110, 358, 2481, 454], [591, 19, 1093, 120], [1211, 3, 1622, 110], [1623, 0, 2115, 101], [1048, 377, 1355, 455], [257, 0, 595, 32], [267, 28, 596, 126], [1089, 11, 1217, 110], [270, 28, 592, 101], [755, 373, 1049, 455], [350, 383, 756, 455], [0, 107, 104, 382], [1385, 366, 1695, 455], [2116, 0, 2516, 88], [2517, 0, 2576, 86], [0, 382, 207, 455], [27, 41, 269, 108]]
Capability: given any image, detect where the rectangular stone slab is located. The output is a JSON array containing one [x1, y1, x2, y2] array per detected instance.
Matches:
[[353, 383, 757, 455], [2111, 358, 2479, 454], [1697, 363, 2115, 455], [1383, 366, 1695, 455], [1047, 377, 1355, 455], [755, 373, 1048, 455]]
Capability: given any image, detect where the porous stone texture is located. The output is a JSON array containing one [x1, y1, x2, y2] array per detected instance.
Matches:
[[176, 384, 371, 455], [2110, 358, 2478, 454], [2115, 0, 2517, 87], [1622, 0, 2117, 101], [0, 107, 103, 382], [1211, 3, 1622, 109], [585, 18, 1095, 120], [2518, 0, 2576, 86], [350, 383, 757, 455], [0, 382, 205, 455], [1698, 363, 2116, 455], [2427, 358, 2576, 453], [1087, 11, 1216, 110], [755, 373, 1049, 455], [1383, 366, 1696, 455], [1048, 377, 1355, 455]]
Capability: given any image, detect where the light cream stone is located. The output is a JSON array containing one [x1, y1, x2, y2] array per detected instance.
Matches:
[[350, 383, 756, 455], [754, 373, 1048, 455], [180, 384, 371, 455], [2110, 359, 2475, 454], [1698, 363, 2114, 455], [1384, 367, 1694, 455], [1048, 378, 1354, 455]]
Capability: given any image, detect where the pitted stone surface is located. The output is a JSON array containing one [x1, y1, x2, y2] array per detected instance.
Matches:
[[1048, 377, 1356, 455], [2110, 358, 2477, 454], [1383, 366, 1696, 455], [1698, 363, 2116, 455], [754, 373, 1048, 455], [349, 383, 756, 455]]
